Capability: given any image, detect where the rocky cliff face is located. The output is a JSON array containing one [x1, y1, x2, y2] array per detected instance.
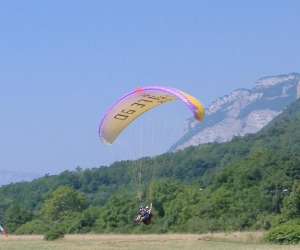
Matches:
[[171, 73, 300, 151]]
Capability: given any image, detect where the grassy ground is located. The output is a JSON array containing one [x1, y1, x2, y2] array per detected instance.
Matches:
[[1, 233, 300, 250]]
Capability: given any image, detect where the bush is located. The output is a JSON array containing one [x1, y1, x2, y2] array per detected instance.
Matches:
[[253, 214, 283, 230], [44, 226, 65, 241], [265, 224, 300, 244], [15, 220, 49, 235]]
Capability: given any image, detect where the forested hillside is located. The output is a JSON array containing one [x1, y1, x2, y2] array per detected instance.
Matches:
[[1, 99, 300, 234]]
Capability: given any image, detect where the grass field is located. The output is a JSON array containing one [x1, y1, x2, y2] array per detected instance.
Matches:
[[1, 232, 300, 250]]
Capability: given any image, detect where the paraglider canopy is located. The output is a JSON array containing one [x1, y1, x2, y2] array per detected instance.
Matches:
[[99, 86, 205, 144]]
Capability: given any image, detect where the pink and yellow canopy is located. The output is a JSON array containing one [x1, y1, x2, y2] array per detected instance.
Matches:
[[99, 86, 205, 144]]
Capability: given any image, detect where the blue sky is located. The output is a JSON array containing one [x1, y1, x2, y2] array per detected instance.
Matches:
[[0, 1, 300, 176]]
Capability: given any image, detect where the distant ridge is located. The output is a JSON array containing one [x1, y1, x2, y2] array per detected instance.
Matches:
[[171, 73, 300, 151]]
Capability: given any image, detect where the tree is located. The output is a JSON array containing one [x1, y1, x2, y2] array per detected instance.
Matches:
[[282, 182, 300, 220], [4, 203, 33, 232], [41, 186, 88, 221]]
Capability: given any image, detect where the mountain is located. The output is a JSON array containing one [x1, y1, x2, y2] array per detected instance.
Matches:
[[1, 98, 300, 233], [0, 169, 41, 186], [171, 73, 300, 151]]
